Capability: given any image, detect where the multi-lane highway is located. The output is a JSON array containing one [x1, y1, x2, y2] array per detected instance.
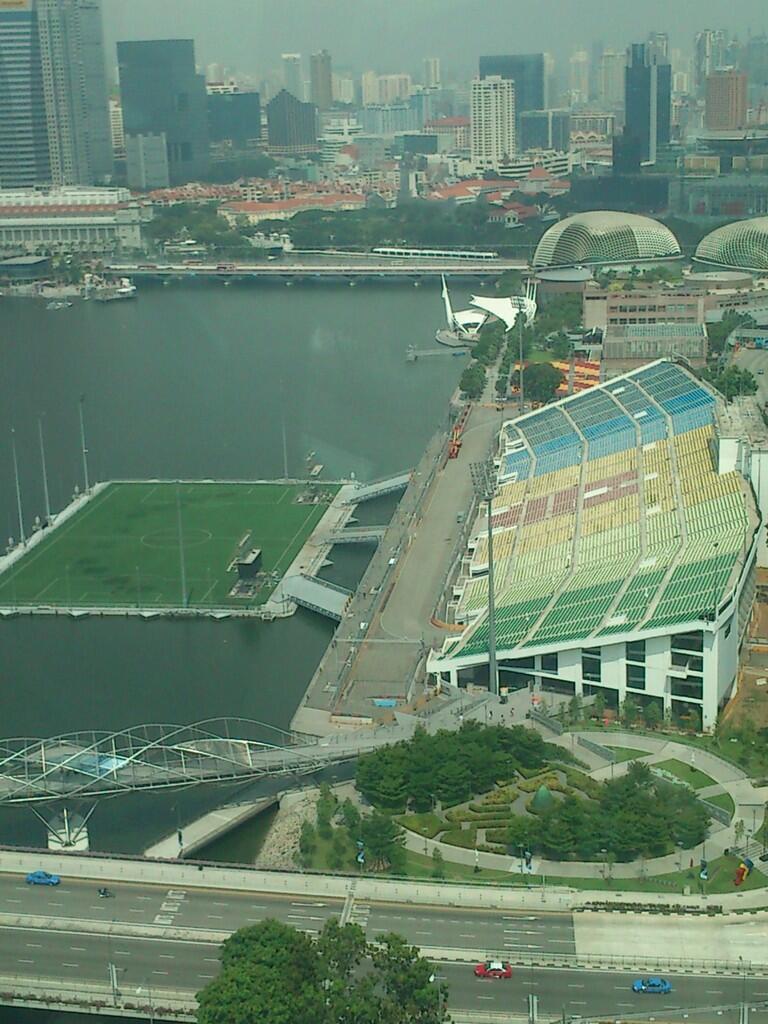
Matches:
[[0, 873, 575, 954], [1, 873, 766, 1020]]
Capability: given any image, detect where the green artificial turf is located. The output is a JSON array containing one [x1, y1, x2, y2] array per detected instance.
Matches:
[[0, 481, 336, 610]]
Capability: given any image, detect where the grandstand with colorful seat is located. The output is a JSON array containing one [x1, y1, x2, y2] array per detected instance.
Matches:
[[429, 360, 761, 730]]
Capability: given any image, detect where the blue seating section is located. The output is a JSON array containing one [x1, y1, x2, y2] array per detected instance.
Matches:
[[635, 363, 715, 436], [500, 449, 532, 481], [517, 408, 582, 477], [607, 379, 667, 445], [564, 390, 636, 461]]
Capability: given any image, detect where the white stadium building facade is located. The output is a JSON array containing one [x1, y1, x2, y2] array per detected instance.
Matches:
[[428, 361, 764, 730]]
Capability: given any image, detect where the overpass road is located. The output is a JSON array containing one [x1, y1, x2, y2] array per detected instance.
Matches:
[[0, 874, 576, 953], [0, 926, 765, 1021]]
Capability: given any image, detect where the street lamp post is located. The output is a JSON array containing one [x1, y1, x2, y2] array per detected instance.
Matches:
[[470, 459, 499, 697]]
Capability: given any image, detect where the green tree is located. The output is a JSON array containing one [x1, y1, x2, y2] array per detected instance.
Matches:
[[620, 696, 639, 727], [197, 919, 449, 1024], [361, 812, 405, 870], [299, 820, 316, 858], [521, 362, 564, 404], [643, 702, 663, 730], [329, 829, 347, 871], [702, 365, 758, 402], [550, 332, 572, 360], [431, 847, 445, 878], [459, 362, 487, 399], [592, 692, 606, 721], [340, 798, 361, 834]]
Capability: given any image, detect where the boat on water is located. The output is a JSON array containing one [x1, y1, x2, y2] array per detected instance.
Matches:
[[46, 300, 73, 310]]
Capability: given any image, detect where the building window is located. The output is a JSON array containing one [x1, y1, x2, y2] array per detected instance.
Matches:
[[626, 639, 646, 663], [671, 630, 703, 653], [582, 646, 601, 683], [626, 662, 646, 690], [541, 652, 558, 673], [670, 677, 703, 701]]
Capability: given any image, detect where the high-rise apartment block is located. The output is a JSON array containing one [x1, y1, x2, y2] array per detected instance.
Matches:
[[310, 49, 332, 110], [519, 109, 571, 153], [281, 54, 303, 100], [109, 98, 125, 160], [266, 89, 317, 156], [423, 57, 441, 88], [623, 42, 671, 165], [118, 39, 210, 188], [478, 54, 545, 122], [0, 0, 111, 189], [471, 75, 516, 170], [694, 29, 728, 97], [705, 69, 747, 131]]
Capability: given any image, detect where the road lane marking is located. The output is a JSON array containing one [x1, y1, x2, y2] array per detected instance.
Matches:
[[48, 902, 63, 907], [153, 970, 169, 975], [203, 958, 218, 963], [568, 984, 585, 988], [198, 974, 214, 979], [477, 995, 495, 1001], [415, 931, 433, 936], [26, 943, 42, 948], [62, 963, 80, 968], [212, 902, 228, 907], [459, 934, 477, 939], [18, 959, 35, 964], [571, 1001, 587, 1006], [114, 951, 132, 956], [6, 899, 20, 903], [207, 915, 224, 920], [159, 954, 175, 959], [287, 914, 324, 921], [136, 896, 152, 901], [70, 947, 86, 952]]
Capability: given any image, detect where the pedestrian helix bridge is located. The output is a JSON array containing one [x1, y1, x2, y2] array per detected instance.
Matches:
[[0, 719, 365, 804]]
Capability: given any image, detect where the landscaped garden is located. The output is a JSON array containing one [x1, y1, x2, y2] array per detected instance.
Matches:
[[288, 724, 767, 894]]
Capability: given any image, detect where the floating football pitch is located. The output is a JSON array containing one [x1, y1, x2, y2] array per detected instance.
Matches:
[[0, 482, 338, 611]]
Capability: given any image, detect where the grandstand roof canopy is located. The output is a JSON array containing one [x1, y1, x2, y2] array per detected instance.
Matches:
[[436, 361, 757, 667], [532, 211, 682, 270], [694, 217, 768, 273]]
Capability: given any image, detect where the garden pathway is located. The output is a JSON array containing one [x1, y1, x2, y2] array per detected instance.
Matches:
[[403, 726, 768, 879]]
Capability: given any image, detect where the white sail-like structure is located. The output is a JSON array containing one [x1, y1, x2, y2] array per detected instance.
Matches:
[[439, 275, 488, 339], [470, 279, 538, 332]]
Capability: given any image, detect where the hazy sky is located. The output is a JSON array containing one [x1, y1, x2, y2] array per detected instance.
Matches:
[[103, 0, 768, 78]]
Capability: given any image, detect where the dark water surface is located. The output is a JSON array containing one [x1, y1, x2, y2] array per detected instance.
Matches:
[[0, 281, 464, 849]]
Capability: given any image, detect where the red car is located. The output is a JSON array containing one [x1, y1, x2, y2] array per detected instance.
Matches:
[[474, 961, 512, 980]]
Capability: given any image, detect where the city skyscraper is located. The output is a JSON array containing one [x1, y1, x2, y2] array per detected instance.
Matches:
[[281, 53, 303, 100], [471, 75, 516, 170], [118, 39, 210, 188], [423, 57, 441, 88], [266, 89, 317, 156], [310, 49, 332, 110], [0, 0, 111, 188], [569, 50, 590, 105], [623, 42, 671, 166], [0, 0, 50, 187], [478, 54, 545, 125], [694, 29, 728, 97], [705, 69, 748, 130], [599, 50, 626, 107]]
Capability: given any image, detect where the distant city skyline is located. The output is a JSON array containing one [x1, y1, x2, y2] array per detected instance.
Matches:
[[101, 0, 768, 81]]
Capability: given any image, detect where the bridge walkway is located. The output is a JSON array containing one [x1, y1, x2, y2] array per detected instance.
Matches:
[[280, 573, 351, 620], [342, 472, 411, 504], [324, 526, 385, 544]]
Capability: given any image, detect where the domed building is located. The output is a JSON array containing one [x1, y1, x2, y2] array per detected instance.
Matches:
[[694, 217, 768, 273], [532, 211, 681, 269]]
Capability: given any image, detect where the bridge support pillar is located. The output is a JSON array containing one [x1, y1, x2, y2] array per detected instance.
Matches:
[[31, 804, 96, 852]]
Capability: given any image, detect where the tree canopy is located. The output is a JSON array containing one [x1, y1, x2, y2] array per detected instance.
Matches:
[[520, 361, 565, 404], [356, 723, 549, 812], [196, 918, 448, 1024], [500, 760, 709, 861], [702, 365, 758, 402]]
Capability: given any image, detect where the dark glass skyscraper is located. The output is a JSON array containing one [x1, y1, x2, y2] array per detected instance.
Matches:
[[118, 39, 210, 187], [266, 90, 318, 156], [479, 54, 545, 119], [0, 0, 111, 188], [0, 1, 50, 187], [623, 42, 671, 166], [207, 91, 261, 148]]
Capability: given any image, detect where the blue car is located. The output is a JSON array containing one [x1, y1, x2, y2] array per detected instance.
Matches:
[[25, 870, 60, 886], [632, 977, 672, 995]]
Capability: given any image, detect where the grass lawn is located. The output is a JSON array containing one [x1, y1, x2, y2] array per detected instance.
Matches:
[[0, 481, 336, 611], [397, 812, 445, 839], [607, 746, 650, 763], [705, 791, 736, 817], [654, 758, 717, 791]]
